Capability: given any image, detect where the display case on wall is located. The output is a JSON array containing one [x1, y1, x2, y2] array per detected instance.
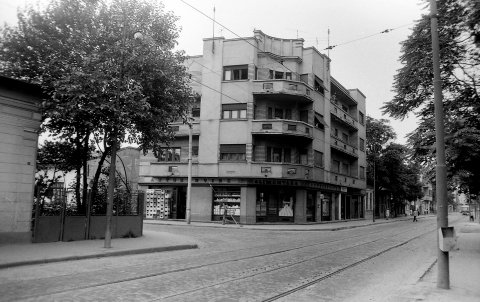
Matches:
[[212, 187, 241, 221]]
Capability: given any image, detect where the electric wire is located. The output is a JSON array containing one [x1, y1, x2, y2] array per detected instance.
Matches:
[[179, 0, 302, 79], [324, 23, 414, 50]]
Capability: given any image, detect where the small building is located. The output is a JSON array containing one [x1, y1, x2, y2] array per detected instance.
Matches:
[[0, 76, 42, 243]]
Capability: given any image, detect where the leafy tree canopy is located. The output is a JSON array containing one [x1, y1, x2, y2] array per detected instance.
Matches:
[[382, 0, 480, 194], [0, 0, 193, 153]]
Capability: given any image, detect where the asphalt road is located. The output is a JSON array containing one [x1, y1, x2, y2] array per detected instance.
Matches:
[[0, 215, 458, 302]]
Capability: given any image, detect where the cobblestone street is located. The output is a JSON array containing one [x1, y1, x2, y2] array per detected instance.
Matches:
[[0, 215, 467, 301]]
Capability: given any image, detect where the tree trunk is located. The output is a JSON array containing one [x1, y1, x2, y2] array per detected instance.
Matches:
[[91, 145, 111, 204], [81, 130, 90, 214]]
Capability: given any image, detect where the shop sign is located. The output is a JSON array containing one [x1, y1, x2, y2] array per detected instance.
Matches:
[[287, 168, 297, 175]]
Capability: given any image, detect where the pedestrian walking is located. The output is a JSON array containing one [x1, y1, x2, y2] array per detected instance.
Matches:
[[470, 211, 474, 222], [413, 210, 418, 222]]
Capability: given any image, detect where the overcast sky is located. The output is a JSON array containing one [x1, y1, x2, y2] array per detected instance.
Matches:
[[1, 0, 428, 144]]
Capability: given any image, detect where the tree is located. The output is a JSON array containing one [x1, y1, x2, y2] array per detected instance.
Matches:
[[365, 116, 396, 187], [1, 0, 193, 245], [382, 0, 480, 195]]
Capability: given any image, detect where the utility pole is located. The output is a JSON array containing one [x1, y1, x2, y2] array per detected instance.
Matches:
[[373, 158, 376, 222], [430, 0, 449, 289], [186, 113, 193, 224]]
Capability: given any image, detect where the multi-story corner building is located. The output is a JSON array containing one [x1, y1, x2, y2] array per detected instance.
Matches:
[[138, 30, 367, 224]]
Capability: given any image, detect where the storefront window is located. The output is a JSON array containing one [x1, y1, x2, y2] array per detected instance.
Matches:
[[256, 187, 295, 222]]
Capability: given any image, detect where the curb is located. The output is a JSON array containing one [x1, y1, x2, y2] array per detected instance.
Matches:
[[145, 216, 425, 232], [0, 244, 198, 270]]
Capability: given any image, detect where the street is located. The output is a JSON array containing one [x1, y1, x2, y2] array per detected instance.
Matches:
[[0, 215, 464, 301]]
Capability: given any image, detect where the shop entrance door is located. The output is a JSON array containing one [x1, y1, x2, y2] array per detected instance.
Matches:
[[306, 191, 316, 222], [175, 187, 186, 219]]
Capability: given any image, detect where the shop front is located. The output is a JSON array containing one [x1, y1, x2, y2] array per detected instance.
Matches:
[[256, 186, 296, 222], [145, 186, 186, 220]]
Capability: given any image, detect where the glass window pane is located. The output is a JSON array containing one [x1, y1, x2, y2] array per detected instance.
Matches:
[[240, 68, 248, 80], [275, 108, 283, 119], [233, 69, 240, 80], [231, 110, 238, 119], [284, 148, 291, 163], [240, 109, 247, 119], [273, 148, 282, 162], [174, 148, 181, 161], [224, 70, 231, 81], [223, 110, 230, 119]]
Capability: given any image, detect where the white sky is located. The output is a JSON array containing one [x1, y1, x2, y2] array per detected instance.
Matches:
[[1, 0, 427, 144]]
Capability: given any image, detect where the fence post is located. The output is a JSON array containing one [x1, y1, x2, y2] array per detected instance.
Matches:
[[138, 191, 144, 236], [32, 185, 41, 243], [85, 190, 91, 240], [59, 190, 67, 241]]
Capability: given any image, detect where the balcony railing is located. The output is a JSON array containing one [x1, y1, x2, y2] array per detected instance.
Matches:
[[329, 171, 364, 188], [330, 135, 358, 158], [171, 122, 200, 137], [252, 80, 313, 103], [252, 119, 313, 139], [330, 102, 358, 130]]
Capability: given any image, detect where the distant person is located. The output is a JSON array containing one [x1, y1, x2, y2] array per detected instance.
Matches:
[[413, 210, 418, 222], [470, 211, 475, 222], [386, 209, 389, 220]]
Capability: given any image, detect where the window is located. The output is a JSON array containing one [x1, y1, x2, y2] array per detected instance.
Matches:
[[224, 65, 248, 80], [334, 128, 339, 137], [275, 71, 284, 79], [192, 108, 200, 118], [360, 166, 365, 179], [222, 103, 247, 119], [268, 107, 273, 119], [342, 104, 349, 112], [269, 70, 274, 79], [266, 147, 282, 162], [220, 144, 246, 161], [157, 147, 181, 162], [332, 160, 340, 173], [341, 162, 349, 175], [299, 110, 308, 123], [342, 132, 349, 143], [314, 77, 325, 94], [360, 138, 365, 151], [298, 149, 308, 165], [314, 151, 324, 167], [287, 124, 297, 131], [286, 72, 292, 80], [274, 108, 283, 119], [284, 148, 291, 163], [285, 109, 292, 120], [262, 123, 272, 129], [192, 146, 199, 157], [359, 111, 365, 125]]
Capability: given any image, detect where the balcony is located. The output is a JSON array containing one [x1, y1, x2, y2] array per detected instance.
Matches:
[[252, 119, 313, 139], [252, 80, 313, 103], [171, 122, 200, 137], [330, 135, 358, 158], [250, 163, 315, 180], [329, 171, 364, 188], [330, 102, 358, 131]]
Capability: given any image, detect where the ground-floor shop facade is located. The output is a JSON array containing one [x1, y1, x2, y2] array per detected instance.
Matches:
[[140, 177, 365, 224]]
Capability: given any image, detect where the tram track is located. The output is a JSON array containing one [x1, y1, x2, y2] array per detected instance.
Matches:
[[8, 219, 438, 301]]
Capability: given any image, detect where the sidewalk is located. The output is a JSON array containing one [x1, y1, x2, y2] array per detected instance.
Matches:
[[0, 215, 420, 269], [0, 230, 198, 269], [389, 220, 480, 302], [144, 214, 422, 231]]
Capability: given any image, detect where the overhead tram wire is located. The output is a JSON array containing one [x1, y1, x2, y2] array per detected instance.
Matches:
[[188, 58, 252, 96], [323, 23, 414, 51], [179, 0, 301, 78], [189, 77, 245, 104]]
